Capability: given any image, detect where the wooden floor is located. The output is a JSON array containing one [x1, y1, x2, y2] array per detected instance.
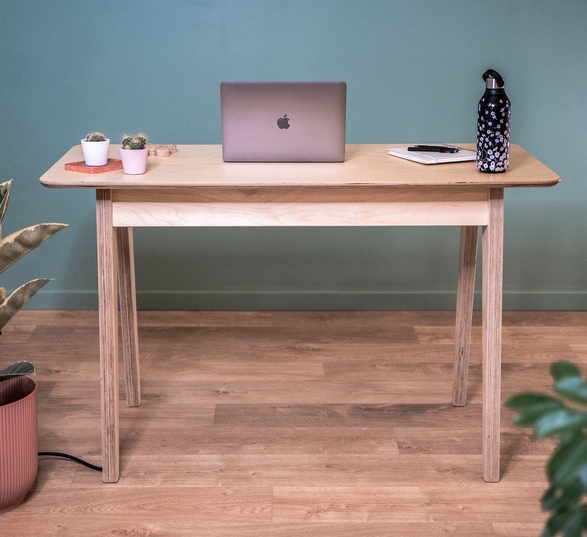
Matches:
[[1, 310, 586, 536]]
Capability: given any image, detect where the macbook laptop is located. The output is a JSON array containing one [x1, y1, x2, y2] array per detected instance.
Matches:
[[220, 81, 347, 162]]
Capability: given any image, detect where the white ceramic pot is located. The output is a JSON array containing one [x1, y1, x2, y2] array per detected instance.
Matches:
[[120, 147, 149, 175], [81, 139, 110, 166]]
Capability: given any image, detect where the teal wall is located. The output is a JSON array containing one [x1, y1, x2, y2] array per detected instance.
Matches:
[[1, 1, 585, 311]]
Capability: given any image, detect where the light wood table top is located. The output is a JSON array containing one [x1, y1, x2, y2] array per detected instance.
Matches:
[[40, 144, 560, 190]]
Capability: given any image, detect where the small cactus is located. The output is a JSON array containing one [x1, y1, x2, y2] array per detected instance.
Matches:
[[121, 133, 147, 150], [85, 132, 107, 142]]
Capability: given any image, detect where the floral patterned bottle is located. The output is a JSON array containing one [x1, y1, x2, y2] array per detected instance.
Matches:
[[476, 69, 510, 173]]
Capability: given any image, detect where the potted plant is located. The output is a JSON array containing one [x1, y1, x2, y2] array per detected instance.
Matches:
[[506, 361, 587, 536], [0, 179, 66, 513], [80, 132, 110, 166], [119, 133, 148, 174]]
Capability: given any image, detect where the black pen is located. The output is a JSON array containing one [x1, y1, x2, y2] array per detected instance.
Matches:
[[407, 145, 460, 153]]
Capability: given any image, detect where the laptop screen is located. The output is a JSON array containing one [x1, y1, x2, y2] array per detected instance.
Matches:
[[221, 81, 347, 162]]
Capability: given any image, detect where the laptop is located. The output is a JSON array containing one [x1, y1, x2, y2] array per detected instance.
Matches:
[[220, 81, 347, 162]]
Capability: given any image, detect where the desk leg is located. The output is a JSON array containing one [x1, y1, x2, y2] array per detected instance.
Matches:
[[453, 226, 478, 407], [117, 227, 141, 407], [481, 188, 504, 483], [96, 189, 120, 483]]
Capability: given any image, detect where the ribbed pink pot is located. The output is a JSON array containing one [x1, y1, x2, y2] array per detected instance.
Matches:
[[119, 147, 148, 174], [0, 376, 38, 514]]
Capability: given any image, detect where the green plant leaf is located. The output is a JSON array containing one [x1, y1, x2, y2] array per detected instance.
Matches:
[[542, 508, 587, 537], [0, 180, 11, 229], [541, 509, 581, 537], [561, 509, 584, 537], [0, 278, 50, 331], [579, 466, 587, 489], [536, 408, 587, 437], [0, 223, 67, 274], [506, 392, 561, 409], [542, 485, 558, 511], [543, 510, 571, 537], [541, 479, 585, 512], [555, 376, 587, 406], [510, 362, 587, 537], [559, 428, 584, 447], [506, 393, 564, 427], [548, 436, 587, 488], [552, 362, 582, 381]]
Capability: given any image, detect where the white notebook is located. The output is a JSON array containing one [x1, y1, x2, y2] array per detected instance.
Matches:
[[387, 146, 476, 165]]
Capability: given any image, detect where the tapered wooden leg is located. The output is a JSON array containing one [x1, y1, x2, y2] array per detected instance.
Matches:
[[96, 190, 120, 483], [453, 226, 479, 407], [117, 227, 141, 407], [481, 188, 504, 483]]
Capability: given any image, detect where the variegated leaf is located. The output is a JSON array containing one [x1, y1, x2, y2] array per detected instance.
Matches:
[[0, 222, 67, 274], [0, 361, 35, 378], [0, 180, 11, 232], [0, 278, 50, 331]]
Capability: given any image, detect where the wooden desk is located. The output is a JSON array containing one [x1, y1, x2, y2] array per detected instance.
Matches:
[[40, 144, 559, 483]]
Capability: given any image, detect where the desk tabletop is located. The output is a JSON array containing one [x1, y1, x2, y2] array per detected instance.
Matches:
[[40, 144, 559, 190]]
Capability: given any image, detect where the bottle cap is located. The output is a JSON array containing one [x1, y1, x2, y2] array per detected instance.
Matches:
[[483, 69, 505, 89]]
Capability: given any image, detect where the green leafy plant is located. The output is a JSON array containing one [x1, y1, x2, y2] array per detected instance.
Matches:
[[0, 180, 67, 334], [85, 132, 106, 142], [121, 133, 147, 150], [506, 361, 587, 537]]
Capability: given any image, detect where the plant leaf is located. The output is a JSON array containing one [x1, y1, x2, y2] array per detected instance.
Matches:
[[552, 362, 582, 381], [541, 484, 558, 511], [0, 361, 35, 378], [541, 479, 584, 512], [542, 508, 587, 537], [579, 465, 587, 489], [555, 376, 587, 406], [561, 509, 584, 537], [506, 392, 561, 409], [548, 436, 587, 488], [535, 408, 587, 437], [506, 393, 564, 427], [0, 278, 50, 331], [0, 180, 11, 230], [0, 223, 67, 274], [542, 511, 566, 537]]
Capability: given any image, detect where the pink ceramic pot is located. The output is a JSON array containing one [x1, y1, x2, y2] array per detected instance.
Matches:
[[0, 376, 38, 514], [120, 147, 149, 175]]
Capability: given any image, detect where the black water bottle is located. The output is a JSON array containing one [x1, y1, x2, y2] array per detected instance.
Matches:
[[476, 69, 510, 173]]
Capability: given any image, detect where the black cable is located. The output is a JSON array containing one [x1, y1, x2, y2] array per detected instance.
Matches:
[[38, 451, 102, 472]]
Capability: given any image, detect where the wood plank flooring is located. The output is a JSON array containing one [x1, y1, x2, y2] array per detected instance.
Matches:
[[1, 309, 586, 536]]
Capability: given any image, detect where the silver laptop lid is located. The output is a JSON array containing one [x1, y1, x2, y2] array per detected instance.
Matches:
[[221, 81, 346, 162]]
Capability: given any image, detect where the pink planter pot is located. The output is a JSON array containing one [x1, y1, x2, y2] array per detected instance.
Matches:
[[0, 376, 38, 514], [120, 147, 149, 175]]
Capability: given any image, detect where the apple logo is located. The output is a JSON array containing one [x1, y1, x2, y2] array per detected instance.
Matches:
[[277, 114, 290, 129]]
